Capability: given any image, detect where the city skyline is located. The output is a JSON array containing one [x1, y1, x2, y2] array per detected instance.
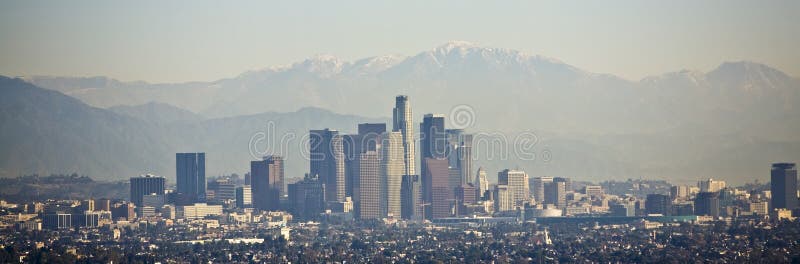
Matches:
[[2, 2, 799, 262]]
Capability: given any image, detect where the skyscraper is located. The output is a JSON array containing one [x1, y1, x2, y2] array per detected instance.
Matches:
[[424, 158, 453, 219], [771, 163, 798, 210], [458, 134, 474, 186], [401, 174, 423, 220], [251, 155, 283, 211], [358, 123, 386, 152], [554, 177, 572, 192], [342, 134, 360, 199], [445, 129, 463, 170], [475, 167, 489, 199], [544, 181, 567, 208], [494, 185, 513, 212], [645, 194, 673, 216], [310, 129, 346, 203], [381, 131, 405, 218], [130, 174, 165, 207], [532, 176, 553, 204], [420, 114, 447, 178], [235, 186, 252, 208], [287, 174, 326, 220], [444, 128, 474, 186], [498, 169, 529, 208], [358, 151, 381, 219], [695, 192, 720, 217], [345, 123, 387, 204], [456, 184, 477, 215], [698, 178, 726, 193], [393, 95, 416, 176], [176, 153, 206, 204]]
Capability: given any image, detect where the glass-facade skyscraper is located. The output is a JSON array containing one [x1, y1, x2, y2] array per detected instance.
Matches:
[[176, 152, 205, 204], [771, 163, 798, 210]]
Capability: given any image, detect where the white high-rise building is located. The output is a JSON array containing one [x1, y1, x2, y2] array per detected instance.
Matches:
[[498, 169, 529, 208], [381, 131, 405, 218], [475, 167, 489, 198], [393, 95, 416, 176], [698, 178, 726, 193]]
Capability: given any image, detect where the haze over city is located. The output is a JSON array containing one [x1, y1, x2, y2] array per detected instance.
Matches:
[[1, 1, 799, 263]]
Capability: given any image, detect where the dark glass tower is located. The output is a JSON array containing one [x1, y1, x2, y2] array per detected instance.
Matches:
[[771, 163, 798, 210], [176, 153, 205, 204], [130, 174, 165, 207], [310, 129, 346, 202], [251, 155, 283, 211]]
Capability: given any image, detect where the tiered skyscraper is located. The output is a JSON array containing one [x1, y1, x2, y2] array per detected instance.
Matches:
[[176, 153, 206, 204], [393, 96, 416, 176], [394, 96, 422, 220]]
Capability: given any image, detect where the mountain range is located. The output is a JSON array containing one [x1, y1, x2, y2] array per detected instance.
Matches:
[[5, 41, 800, 185]]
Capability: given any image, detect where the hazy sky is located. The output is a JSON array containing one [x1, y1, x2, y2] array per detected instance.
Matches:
[[1, 1, 798, 83]]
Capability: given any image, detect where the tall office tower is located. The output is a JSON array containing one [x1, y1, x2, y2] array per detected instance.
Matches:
[[381, 131, 405, 217], [645, 194, 673, 216], [287, 174, 326, 220], [345, 123, 388, 201], [670, 185, 691, 199], [358, 151, 381, 219], [250, 155, 283, 211], [475, 167, 489, 199], [420, 114, 447, 181], [393, 95, 416, 176], [208, 178, 236, 202], [401, 174, 423, 220], [695, 192, 720, 217], [342, 134, 359, 199], [448, 168, 462, 198], [130, 174, 165, 207], [771, 163, 798, 210], [494, 185, 514, 212], [698, 178, 726, 193], [176, 153, 206, 204], [235, 186, 252, 208], [445, 129, 463, 169], [532, 176, 553, 204], [498, 169, 529, 208], [456, 184, 477, 215], [554, 177, 572, 192], [424, 158, 453, 219], [458, 134, 474, 185], [310, 129, 346, 202], [358, 123, 386, 152], [544, 181, 567, 208]]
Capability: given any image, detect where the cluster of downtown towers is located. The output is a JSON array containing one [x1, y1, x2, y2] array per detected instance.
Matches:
[[165, 96, 493, 221]]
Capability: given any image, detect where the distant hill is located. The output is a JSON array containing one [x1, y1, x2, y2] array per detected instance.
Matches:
[[0, 76, 384, 182], [109, 102, 205, 124], [0, 76, 173, 180]]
